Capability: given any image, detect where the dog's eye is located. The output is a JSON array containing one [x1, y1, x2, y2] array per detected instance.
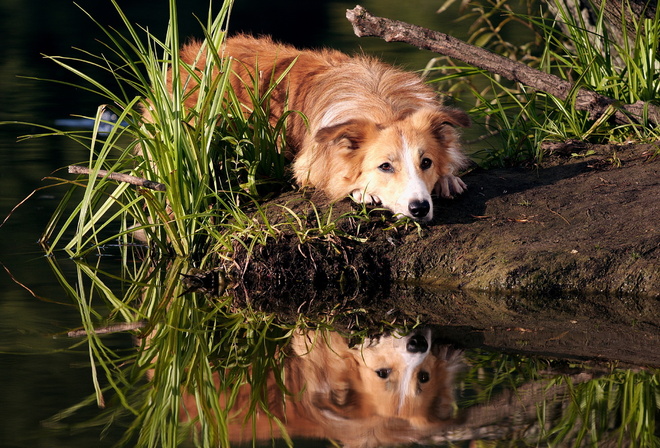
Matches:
[[375, 368, 391, 379], [418, 371, 430, 383], [378, 162, 394, 173], [420, 158, 433, 170]]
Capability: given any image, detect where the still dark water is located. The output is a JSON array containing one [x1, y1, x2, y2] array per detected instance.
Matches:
[[0, 1, 467, 446]]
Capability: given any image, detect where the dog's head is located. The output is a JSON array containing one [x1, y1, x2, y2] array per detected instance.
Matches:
[[314, 108, 469, 222]]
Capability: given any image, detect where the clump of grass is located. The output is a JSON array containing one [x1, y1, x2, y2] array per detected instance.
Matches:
[[428, 0, 660, 167], [18, 0, 313, 263], [25, 0, 232, 259]]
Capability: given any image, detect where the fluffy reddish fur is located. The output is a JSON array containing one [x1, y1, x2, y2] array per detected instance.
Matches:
[[171, 35, 470, 221]]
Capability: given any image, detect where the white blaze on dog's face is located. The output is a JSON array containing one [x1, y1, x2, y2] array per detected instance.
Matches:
[[355, 115, 442, 221], [315, 108, 469, 222]]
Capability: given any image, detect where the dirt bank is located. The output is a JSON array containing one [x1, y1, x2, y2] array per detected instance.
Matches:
[[232, 142, 659, 366], [393, 142, 659, 296], [238, 142, 658, 297]]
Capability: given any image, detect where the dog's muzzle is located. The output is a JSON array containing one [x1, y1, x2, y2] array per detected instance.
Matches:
[[406, 333, 429, 354]]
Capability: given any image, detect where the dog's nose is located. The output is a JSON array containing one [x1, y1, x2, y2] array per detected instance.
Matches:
[[408, 200, 430, 219], [407, 334, 429, 353]]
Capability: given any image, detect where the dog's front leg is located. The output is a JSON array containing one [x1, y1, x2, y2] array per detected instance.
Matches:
[[351, 189, 381, 205], [435, 174, 467, 199]]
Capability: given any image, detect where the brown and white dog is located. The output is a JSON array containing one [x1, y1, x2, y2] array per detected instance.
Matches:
[[167, 35, 470, 221], [180, 329, 462, 447]]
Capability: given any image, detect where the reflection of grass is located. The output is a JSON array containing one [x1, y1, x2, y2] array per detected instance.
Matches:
[[45, 254, 290, 446], [46, 253, 399, 446], [540, 369, 660, 447], [458, 350, 660, 446], [128, 259, 289, 447]]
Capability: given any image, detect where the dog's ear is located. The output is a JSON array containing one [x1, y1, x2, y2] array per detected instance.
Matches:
[[425, 108, 470, 147], [310, 356, 370, 419], [312, 386, 366, 419], [427, 108, 470, 136], [314, 119, 378, 150], [435, 108, 471, 129]]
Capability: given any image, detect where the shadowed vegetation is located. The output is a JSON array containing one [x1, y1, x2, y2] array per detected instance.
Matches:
[[428, 0, 660, 166]]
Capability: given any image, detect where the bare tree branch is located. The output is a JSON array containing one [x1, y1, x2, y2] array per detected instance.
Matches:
[[346, 5, 660, 127], [69, 165, 166, 191]]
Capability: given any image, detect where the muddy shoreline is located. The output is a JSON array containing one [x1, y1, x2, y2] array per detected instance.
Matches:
[[232, 143, 659, 366]]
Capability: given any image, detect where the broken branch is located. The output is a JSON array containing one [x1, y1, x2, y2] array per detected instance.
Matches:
[[346, 5, 660, 126], [69, 165, 166, 191]]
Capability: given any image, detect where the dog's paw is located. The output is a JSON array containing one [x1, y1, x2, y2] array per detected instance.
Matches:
[[435, 174, 467, 199], [351, 189, 381, 205]]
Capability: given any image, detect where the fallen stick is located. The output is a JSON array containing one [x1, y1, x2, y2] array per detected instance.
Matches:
[[346, 5, 660, 126], [67, 321, 149, 338], [69, 165, 167, 191]]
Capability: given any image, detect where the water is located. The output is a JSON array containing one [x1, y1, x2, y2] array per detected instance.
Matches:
[[1, 0, 658, 447]]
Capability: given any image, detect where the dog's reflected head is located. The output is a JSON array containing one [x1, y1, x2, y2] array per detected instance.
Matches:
[[355, 329, 459, 427]]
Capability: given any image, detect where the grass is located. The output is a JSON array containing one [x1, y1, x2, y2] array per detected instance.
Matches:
[[427, 0, 660, 167], [16, 0, 293, 261], [26, 0, 232, 259]]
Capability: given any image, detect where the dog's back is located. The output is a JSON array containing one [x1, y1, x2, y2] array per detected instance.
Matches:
[[178, 35, 442, 155]]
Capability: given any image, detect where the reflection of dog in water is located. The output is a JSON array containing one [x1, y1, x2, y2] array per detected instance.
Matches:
[[180, 328, 462, 447]]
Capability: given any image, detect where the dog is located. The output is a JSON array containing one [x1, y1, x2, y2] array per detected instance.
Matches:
[[179, 329, 462, 447], [164, 35, 470, 221]]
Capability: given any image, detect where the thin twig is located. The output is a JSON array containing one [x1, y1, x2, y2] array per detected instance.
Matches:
[[69, 165, 167, 191], [546, 203, 571, 224], [67, 321, 149, 338], [2, 261, 56, 303], [0, 189, 37, 229]]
